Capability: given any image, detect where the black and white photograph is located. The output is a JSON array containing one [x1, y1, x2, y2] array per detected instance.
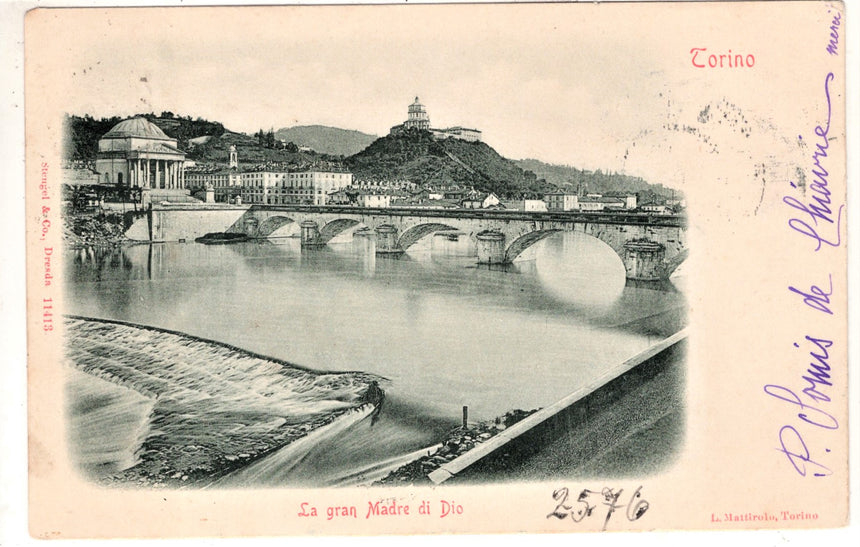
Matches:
[[59, 8, 689, 491]]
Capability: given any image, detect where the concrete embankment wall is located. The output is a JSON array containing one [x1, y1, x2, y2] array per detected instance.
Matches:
[[125, 207, 248, 242], [428, 329, 687, 484]]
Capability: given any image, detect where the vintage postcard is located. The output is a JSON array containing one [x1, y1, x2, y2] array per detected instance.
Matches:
[[23, 1, 850, 538]]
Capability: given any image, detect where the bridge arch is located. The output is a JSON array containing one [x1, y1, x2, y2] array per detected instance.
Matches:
[[503, 228, 636, 273], [504, 229, 563, 262], [255, 215, 296, 238], [660, 248, 689, 278], [319, 218, 362, 243], [397, 223, 459, 251]]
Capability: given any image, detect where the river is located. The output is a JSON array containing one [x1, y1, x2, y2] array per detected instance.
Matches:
[[64, 229, 687, 486]]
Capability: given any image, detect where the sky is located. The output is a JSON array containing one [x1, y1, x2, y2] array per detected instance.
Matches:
[[30, 2, 834, 190]]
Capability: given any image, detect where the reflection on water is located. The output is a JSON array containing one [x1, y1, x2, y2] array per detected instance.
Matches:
[[67, 233, 686, 419], [66, 231, 686, 485]]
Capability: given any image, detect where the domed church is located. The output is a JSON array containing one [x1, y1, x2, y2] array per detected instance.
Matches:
[[95, 117, 188, 203]]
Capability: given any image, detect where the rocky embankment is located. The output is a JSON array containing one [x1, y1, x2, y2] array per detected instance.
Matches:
[[64, 213, 130, 248], [375, 409, 538, 486]]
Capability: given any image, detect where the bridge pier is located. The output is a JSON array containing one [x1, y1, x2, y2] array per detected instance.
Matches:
[[300, 220, 324, 247], [375, 224, 403, 255], [476, 230, 506, 264], [623, 240, 666, 281]]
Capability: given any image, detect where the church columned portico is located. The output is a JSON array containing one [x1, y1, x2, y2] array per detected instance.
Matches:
[[126, 156, 184, 189], [95, 117, 189, 202]]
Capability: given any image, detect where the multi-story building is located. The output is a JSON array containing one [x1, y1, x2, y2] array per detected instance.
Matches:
[[184, 168, 352, 205], [544, 192, 579, 211], [185, 170, 242, 203], [545, 192, 637, 212], [431, 126, 482, 143], [244, 170, 353, 205]]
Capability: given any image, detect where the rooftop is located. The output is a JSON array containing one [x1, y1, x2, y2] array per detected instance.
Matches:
[[103, 117, 172, 140]]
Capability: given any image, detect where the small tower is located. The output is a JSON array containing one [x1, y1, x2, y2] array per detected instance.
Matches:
[[228, 145, 238, 169], [405, 96, 430, 130]]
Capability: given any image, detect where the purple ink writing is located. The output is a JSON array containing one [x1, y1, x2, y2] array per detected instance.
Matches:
[[826, 11, 840, 56], [784, 73, 844, 251], [788, 274, 833, 315], [764, 335, 838, 477], [776, 425, 833, 477]]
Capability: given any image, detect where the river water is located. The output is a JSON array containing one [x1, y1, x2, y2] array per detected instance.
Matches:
[[65, 229, 686, 486]]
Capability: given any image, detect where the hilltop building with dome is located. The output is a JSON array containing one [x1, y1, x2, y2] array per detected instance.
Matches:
[[390, 97, 482, 142], [404, 96, 430, 130], [94, 117, 190, 204]]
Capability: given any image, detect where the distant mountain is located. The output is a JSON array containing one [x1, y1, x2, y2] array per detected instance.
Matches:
[[514, 158, 680, 200], [274, 125, 377, 157], [345, 128, 555, 198]]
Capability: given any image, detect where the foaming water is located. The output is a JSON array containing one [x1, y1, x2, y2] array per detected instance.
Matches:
[[66, 366, 155, 476], [211, 405, 379, 487], [212, 397, 450, 487], [64, 316, 380, 482]]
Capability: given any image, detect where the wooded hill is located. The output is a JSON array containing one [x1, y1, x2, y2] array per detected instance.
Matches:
[[345, 128, 556, 198], [514, 158, 679, 201]]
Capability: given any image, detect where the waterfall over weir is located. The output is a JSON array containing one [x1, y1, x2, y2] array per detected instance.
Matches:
[[210, 405, 441, 488], [64, 316, 385, 487]]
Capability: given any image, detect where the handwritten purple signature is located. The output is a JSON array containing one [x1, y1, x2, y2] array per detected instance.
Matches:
[[783, 72, 844, 252], [768, 21, 843, 478]]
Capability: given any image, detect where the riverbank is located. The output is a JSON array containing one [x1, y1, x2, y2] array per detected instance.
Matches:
[[64, 316, 383, 488], [63, 212, 131, 248], [452, 336, 687, 482], [374, 409, 538, 485]]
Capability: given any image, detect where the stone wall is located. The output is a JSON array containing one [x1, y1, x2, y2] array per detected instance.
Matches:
[[125, 206, 248, 242], [428, 331, 687, 483]]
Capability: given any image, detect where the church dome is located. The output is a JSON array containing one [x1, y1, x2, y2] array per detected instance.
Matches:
[[103, 117, 171, 139]]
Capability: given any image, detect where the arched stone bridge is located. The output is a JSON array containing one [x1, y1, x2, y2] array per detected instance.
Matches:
[[226, 205, 688, 281]]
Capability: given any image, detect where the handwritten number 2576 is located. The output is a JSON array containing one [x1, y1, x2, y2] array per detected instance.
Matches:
[[547, 486, 649, 530]]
